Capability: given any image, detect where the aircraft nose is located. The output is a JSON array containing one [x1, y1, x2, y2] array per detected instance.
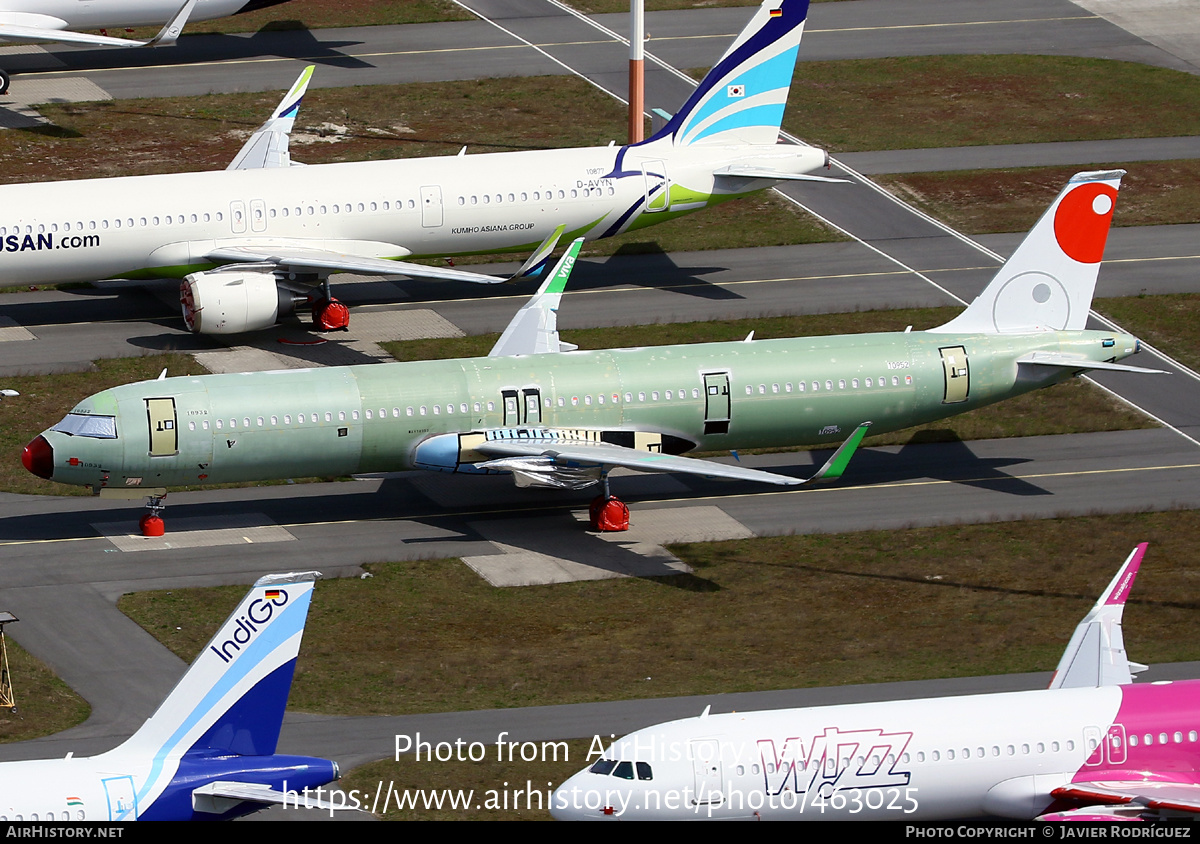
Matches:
[[22, 435, 53, 479]]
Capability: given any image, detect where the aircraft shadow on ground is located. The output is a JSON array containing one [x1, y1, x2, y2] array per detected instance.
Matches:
[[0, 435, 1050, 551], [1, 25, 371, 78]]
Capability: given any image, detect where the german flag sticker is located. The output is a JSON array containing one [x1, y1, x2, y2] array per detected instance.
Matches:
[[769, 8, 783, 16]]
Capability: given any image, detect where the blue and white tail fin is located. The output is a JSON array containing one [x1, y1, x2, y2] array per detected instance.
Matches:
[[931, 170, 1123, 335], [1048, 544, 1148, 689], [652, 0, 809, 147], [116, 571, 319, 761]]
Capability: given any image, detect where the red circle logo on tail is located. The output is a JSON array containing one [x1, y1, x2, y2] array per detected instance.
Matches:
[[1053, 182, 1117, 264]]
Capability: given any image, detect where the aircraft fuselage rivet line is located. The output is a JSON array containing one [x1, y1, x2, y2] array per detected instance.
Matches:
[[1, 461, 1196, 549]]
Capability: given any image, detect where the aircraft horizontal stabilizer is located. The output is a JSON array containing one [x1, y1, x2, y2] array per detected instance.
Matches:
[[228, 64, 315, 170], [714, 166, 849, 184], [1016, 351, 1166, 375], [490, 238, 583, 357], [1047, 780, 1200, 817], [192, 781, 354, 814], [1048, 543, 1145, 690], [203, 245, 504, 285]]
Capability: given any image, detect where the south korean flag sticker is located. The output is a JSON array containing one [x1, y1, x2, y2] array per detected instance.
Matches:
[[727, 84, 745, 98]]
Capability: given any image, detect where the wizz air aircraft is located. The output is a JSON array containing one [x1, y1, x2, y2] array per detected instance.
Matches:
[[0, 572, 343, 821], [22, 170, 1161, 533], [0, 1, 290, 94], [550, 544, 1200, 821], [0, 0, 833, 334]]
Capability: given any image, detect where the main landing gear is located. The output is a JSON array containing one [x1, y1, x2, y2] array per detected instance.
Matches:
[[138, 494, 167, 537], [0, 70, 9, 97], [588, 475, 629, 532]]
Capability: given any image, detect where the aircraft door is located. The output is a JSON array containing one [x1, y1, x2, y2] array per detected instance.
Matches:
[[939, 345, 970, 404], [421, 185, 444, 228], [642, 160, 670, 213], [230, 199, 247, 234], [522, 388, 542, 426], [102, 775, 138, 821], [145, 398, 178, 457], [690, 739, 724, 806], [502, 389, 519, 426], [250, 199, 267, 232], [703, 372, 731, 435]]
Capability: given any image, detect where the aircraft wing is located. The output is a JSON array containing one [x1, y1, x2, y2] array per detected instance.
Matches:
[[0, 1, 196, 49], [203, 245, 505, 285], [228, 65, 314, 171], [1017, 352, 1167, 375], [192, 780, 354, 814], [1047, 543, 1146, 689], [1046, 781, 1200, 818], [490, 237, 582, 357], [475, 422, 870, 486]]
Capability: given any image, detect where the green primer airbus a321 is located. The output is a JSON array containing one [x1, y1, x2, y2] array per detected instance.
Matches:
[[24, 171, 1161, 533]]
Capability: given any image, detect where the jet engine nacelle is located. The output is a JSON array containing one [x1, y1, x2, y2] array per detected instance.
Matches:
[[181, 269, 297, 334]]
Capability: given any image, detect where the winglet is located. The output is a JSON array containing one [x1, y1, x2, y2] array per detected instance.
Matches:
[[489, 238, 583, 357], [1048, 543, 1147, 690], [802, 422, 871, 484], [144, 0, 198, 47], [227, 65, 315, 170], [510, 225, 567, 280]]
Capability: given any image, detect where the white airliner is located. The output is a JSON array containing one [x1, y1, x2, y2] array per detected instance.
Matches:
[[0, 0, 833, 334], [552, 544, 1200, 821], [0, 1, 292, 94], [0, 572, 344, 821]]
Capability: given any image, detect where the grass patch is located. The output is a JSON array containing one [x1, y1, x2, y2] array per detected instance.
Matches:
[[876, 162, 1200, 233], [0, 355, 208, 496], [381, 307, 1154, 445], [118, 511, 1200, 720], [0, 637, 90, 743], [1096, 294, 1200, 375], [788, 55, 1200, 153]]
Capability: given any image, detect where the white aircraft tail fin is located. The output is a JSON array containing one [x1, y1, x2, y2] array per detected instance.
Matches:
[[227, 65, 315, 170], [931, 170, 1123, 335], [115, 571, 320, 762], [1048, 543, 1146, 690], [650, 0, 810, 147]]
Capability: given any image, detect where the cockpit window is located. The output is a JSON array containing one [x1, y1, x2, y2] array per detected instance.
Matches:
[[51, 413, 117, 439], [587, 759, 653, 780]]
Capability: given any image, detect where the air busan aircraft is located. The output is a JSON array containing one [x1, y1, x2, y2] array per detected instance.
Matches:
[[22, 170, 1162, 533], [0, 0, 834, 335], [0, 1, 291, 94], [0, 572, 344, 821], [550, 544, 1200, 821]]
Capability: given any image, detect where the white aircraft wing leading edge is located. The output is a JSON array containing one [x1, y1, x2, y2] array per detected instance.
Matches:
[[0, 0, 197, 49]]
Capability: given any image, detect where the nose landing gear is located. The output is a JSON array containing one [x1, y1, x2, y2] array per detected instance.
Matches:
[[138, 494, 167, 537]]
